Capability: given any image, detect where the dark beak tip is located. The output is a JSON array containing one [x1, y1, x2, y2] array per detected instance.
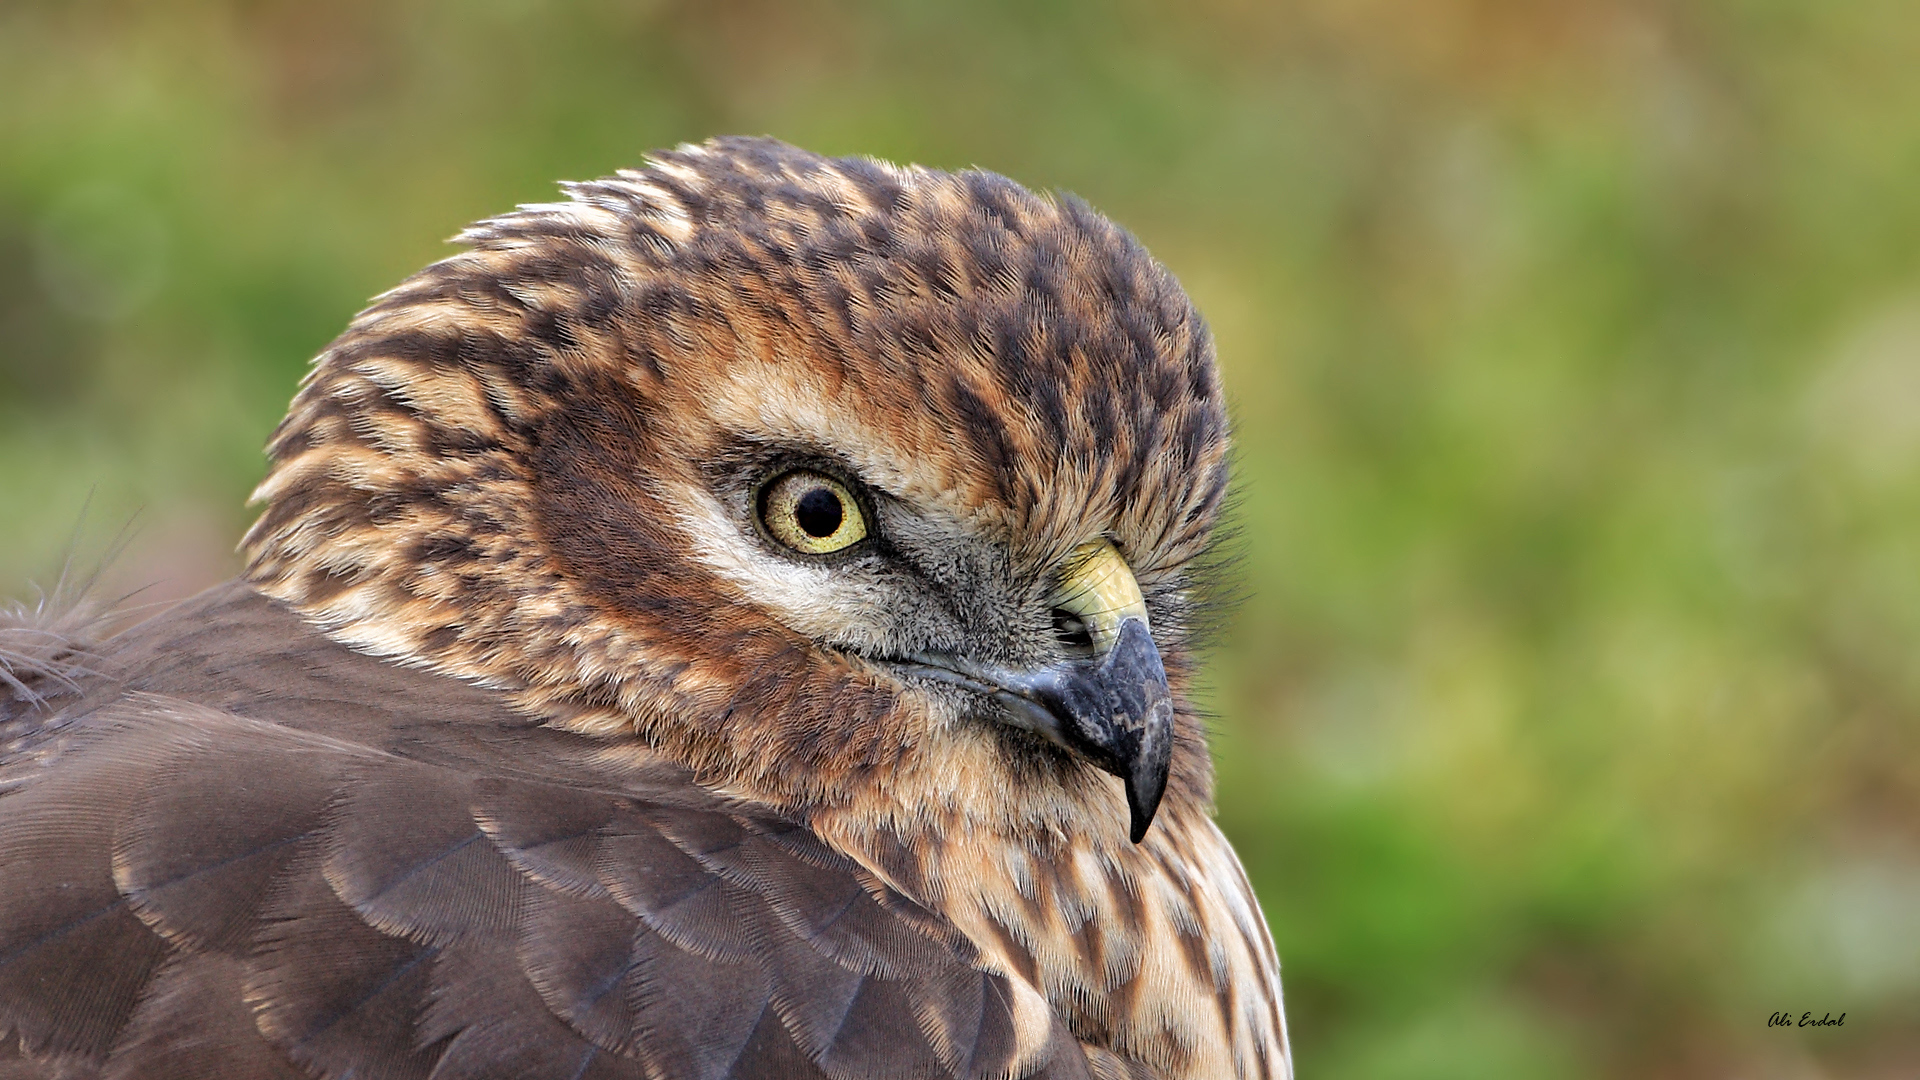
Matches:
[[1123, 696, 1175, 844], [1127, 798, 1155, 844]]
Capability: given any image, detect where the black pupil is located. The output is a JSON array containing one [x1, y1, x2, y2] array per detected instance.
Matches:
[[794, 487, 843, 538]]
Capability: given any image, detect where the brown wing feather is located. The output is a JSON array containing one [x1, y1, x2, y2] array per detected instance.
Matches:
[[0, 583, 1092, 1080]]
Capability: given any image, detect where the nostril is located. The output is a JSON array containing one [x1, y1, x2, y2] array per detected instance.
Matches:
[[1050, 607, 1094, 654]]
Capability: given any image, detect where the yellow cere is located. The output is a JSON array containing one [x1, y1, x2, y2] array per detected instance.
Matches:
[[760, 470, 868, 555], [1047, 540, 1150, 656]]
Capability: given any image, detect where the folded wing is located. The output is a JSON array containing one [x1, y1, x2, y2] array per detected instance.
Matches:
[[0, 588, 1089, 1080]]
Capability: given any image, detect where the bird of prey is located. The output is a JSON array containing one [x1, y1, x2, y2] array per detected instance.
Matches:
[[0, 137, 1289, 1080]]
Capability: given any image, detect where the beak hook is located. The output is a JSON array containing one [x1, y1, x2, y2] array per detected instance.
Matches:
[[893, 542, 1177, 843], [1019, 617, 1175, 843]]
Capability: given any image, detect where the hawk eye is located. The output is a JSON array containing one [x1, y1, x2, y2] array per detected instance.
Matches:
[[759, 470, 868, 555]]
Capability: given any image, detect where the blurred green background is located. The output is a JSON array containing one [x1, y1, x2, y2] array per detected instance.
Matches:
[[4, 1, 1917, 1075]]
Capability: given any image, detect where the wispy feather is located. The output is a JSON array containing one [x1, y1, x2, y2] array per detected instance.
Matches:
[[0, 514, 141, 719]]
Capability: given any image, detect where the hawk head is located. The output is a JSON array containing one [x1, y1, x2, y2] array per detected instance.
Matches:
[[242, 136, 1230, 850]]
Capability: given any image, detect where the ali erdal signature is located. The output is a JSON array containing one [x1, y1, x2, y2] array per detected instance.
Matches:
[[1769, 1011, 1845, 1029]]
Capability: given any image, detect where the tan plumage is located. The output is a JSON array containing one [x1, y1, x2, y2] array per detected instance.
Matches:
[[0, 137, 1288, 1079]]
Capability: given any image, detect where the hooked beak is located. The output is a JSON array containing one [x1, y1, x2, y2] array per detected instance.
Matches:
[[896, 541, 1175, 843]]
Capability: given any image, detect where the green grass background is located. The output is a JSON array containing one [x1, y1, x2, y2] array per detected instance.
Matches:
[[4, 1, 1918, 1075]]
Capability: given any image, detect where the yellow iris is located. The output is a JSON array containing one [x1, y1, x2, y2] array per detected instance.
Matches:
[[759, 470, 868, 554]]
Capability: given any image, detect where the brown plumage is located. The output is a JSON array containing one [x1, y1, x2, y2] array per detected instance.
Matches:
[[0, 137, 1289, 1079]]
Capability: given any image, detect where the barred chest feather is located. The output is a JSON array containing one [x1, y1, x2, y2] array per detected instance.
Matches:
[[815, 806, 1289, 1080]]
